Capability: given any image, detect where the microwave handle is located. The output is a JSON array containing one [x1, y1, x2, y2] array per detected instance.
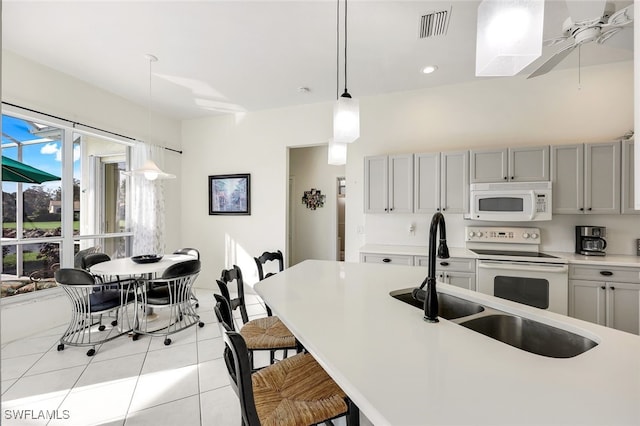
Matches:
[[478, 262, 568, 274], [529, 191, 536, 220]]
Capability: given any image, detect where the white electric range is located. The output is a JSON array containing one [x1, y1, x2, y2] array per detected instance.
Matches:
[[466, 226, 569, 315]]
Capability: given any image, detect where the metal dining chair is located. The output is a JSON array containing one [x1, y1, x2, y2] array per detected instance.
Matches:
[[55, 268, 136, 356], [135, 259, 204, 345], [173, 247, 200, 307]]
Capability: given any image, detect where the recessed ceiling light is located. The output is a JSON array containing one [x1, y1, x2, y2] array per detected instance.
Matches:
[[421, 65, 438, 74]]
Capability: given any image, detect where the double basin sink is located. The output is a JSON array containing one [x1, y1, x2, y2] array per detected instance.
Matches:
[[390, 288, 598, 358]]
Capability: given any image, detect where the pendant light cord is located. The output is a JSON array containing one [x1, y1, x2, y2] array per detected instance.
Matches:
[[343, 0, 348, 95], [336, 0, 339, 100]]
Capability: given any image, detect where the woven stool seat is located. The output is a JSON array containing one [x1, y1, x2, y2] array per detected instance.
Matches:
[[241, 317, 297, 350], [252, 352, 348, 426]]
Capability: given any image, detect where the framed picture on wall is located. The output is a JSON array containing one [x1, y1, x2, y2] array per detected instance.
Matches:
[[209, 173, 251, 215]]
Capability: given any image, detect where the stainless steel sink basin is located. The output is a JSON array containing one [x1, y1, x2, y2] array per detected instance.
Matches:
[[389, 288, 485, 320], [460, 314, 598, 358]]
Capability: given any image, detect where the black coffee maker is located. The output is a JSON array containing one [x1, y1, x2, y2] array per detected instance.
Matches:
[[575, 226, 607, 256]]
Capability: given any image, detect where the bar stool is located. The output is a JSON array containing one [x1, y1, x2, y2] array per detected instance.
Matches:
[[214, 294, 299, 371]]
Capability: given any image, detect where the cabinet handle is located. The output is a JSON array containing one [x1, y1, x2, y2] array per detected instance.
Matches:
[[511, 176, 514, 180], [600, 271, 613, 276], [579, 208, 584, 211], [503, 176, 508, 180], [601, 286, 606, 290], [442, 208, 446, 211], [382, 258, 391, 263], [440, 262, 450, 266], [389, 208, 394, 211], [384, 208, 388, 211], [611, 286, 616, 291], [588, 207, 592, 211]]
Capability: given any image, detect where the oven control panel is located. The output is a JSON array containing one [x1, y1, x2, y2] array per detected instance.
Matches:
[[465, 227, 541, 244]]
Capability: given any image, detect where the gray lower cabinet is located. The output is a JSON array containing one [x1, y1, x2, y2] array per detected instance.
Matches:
[[415, 256, 476, 291], [569, 264, 640, 335], [551, 142, 621, 214], [621, 139, 639, 215]]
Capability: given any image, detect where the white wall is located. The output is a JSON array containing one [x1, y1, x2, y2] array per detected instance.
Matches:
[[289, 145, 345, 265], [181, 61, 634, 282], [1, 51, 183, 343]]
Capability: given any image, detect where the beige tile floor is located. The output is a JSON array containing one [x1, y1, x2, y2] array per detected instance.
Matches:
[[1, 286, 370, 426], [0, 288, 270, 426]]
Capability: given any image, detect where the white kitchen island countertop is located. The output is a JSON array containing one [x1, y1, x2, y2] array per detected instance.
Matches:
[[255, 260, 640, 426]]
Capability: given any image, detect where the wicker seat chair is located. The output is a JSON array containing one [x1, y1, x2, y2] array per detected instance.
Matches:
[[253, 250, 284, 316], [223, 330, 360, 426], [173, 248, 200, 307], [135, 259, 204, 346], [218, 265, 249, 323], [214, 294, 299, 371], [55, 268, 136, 356]]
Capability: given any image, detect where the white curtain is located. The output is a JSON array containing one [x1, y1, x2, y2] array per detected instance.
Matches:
[[130, 142, 166, 256]]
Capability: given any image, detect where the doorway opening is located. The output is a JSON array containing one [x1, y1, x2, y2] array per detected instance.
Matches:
[[337, 177, 346, 261]]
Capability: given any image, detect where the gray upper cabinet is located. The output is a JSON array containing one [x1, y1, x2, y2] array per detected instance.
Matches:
[[621, 139, 639, 215], [551, 141, 620, 214], [364, 154, 413, 214], [414, 151, 469, 214], [470, 146, 549, 183]]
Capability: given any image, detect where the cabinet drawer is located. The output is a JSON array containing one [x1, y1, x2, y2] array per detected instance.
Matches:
[[570, 265, 640, 284], [416, 256, 475, 273], [360, 253, 414, 266]]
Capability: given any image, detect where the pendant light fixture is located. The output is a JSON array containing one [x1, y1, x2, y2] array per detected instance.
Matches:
[[125, 54, 175, 180], [475, 0, 544, 77], [333, 0, 359, 144], [328, 0, 348, 166]]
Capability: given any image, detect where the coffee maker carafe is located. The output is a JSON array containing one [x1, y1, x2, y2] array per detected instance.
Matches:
[[575, 226, 607, 256]]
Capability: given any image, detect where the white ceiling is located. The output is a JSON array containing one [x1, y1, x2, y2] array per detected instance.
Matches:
[[2, 0, 634, 121]]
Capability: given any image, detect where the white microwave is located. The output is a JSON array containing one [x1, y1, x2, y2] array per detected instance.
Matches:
[[469, 181, 552, 222]]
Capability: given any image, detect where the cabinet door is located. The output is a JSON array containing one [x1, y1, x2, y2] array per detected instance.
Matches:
[[470, 148, 508, 183], [569, 279, 606, 326], [389, 154, 414, 213], [551, 144, 584, 214], [621, 140, 639, 215], [444, 272, 476, 291], [414, 153, 440, 214], [509, 146, 549, 182], [584, 141, 620, 214], [607, 282, 640, 335], [441, 151, 469, 213], [364, 156, 388, 213]]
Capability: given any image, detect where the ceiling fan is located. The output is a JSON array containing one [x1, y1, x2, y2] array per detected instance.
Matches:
[[527, 1, 634, 79]]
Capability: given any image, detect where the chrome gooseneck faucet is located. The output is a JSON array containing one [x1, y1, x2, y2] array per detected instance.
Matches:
[[412, 212, 450, 323]]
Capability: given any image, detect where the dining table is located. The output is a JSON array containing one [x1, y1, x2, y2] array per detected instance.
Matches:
[[89, 254, 196, 321]]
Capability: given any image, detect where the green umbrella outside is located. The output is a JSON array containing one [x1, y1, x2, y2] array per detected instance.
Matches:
[[1, 155, 60, 184]]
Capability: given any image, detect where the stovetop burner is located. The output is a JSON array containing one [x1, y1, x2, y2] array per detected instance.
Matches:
[[470, 249, 559, 259]]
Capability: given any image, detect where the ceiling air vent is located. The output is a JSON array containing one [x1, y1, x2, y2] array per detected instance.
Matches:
[[419, 8, 451, 39]]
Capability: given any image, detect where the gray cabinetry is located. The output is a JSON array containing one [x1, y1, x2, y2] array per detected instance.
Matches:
[[470, 146, 549, 183], [414, 151, 469, 214], [551, 142, 621, 214], [569, 264, 640, 335], [621, 139, 638, 215], [364, 154, 413, 214], [415, 256, 476, 291]]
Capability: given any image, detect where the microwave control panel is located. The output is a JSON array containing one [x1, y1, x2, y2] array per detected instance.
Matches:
[[465, 227, 541, 244], [536, 194, 548, 212]]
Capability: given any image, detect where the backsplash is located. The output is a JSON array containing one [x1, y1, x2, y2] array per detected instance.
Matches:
[[363, 213, 640, 256]]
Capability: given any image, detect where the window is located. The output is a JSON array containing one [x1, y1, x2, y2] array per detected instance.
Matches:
[[1, 112, 133, 298]]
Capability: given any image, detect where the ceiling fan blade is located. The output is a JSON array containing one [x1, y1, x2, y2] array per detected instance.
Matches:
[[607, 3, 634, 26], [527, 43, 577, 79], [566, 0, 607, 24]]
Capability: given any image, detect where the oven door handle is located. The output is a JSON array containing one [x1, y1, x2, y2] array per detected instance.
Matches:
[[478, 262, 568, 274]]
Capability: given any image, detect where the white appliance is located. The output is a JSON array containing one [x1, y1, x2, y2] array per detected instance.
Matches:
[[467, 226, 568, 315], [469, 181, 552, 222]]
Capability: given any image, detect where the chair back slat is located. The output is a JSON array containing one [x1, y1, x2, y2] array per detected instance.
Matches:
[[223, 331, 261, 426], [214, 293, 235, 332], [82, 253, 111, 270], [173, 247, 200, 260], [254, 250, 284, 281], [162, 259, 201, 279]]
